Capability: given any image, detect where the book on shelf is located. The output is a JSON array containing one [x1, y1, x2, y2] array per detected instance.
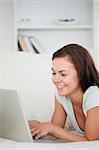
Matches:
[[23, 36, 37, 53], [18, 35, 36, 53], [18, 40, 23, 51], [29, 36, 46, 54], [18, 34, 29, 52], [18, 35, 46, 54]]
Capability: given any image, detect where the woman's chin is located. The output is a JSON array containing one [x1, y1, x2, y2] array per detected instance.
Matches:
[[57, 91, 67, 96]]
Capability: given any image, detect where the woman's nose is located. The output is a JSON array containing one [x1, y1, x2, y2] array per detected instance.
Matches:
[[53, 75, 61, 83]]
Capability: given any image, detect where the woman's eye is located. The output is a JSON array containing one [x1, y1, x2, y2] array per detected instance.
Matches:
[[52, 72, 56, 75], [61, 73, 69, 76], [61, 74, 66, 76]]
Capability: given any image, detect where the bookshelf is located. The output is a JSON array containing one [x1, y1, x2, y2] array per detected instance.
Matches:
[[1, 0, 99, 55], [17, 25, 93, 30], [16, 0, 95, 53]]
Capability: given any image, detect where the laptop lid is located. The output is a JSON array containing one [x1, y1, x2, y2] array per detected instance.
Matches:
[[0, 88, 33, 142]]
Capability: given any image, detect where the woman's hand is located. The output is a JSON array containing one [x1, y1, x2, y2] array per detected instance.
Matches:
[[28, 120, 88, 141], [29, 121, 53, 139], [28, 120, 40, 129]]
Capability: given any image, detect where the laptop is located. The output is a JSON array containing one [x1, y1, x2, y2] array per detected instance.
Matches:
[[0, 89, 69, 143]]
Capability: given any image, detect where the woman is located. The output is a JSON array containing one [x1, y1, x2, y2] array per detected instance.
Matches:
[[29, 44, 99, 141]]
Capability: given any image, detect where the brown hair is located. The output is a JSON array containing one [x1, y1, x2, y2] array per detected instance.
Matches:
[[52, 44, 99, 92]]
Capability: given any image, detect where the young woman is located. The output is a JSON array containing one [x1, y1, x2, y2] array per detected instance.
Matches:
[[29, 44, 99, 141]]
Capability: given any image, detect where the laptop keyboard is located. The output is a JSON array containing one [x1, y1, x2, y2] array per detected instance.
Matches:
[[33, 135, 71, 143]]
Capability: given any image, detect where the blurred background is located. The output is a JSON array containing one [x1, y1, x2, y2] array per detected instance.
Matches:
[[0, 0, 99, 69]]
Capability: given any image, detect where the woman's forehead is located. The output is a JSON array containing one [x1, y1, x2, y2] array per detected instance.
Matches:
[[52, 57, 74, 66], [52, 57, 76, 70]]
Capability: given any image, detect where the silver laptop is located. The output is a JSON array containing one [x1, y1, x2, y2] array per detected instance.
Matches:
[[0, 89, 69, 143]]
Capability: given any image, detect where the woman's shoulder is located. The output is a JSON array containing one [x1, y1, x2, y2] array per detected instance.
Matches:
[[83, 86, 99, 114], [84, 85, 99, 98]]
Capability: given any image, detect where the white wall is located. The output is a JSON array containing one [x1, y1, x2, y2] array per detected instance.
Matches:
[[0, 0, 15, 52], [93, 0, 99, 69]]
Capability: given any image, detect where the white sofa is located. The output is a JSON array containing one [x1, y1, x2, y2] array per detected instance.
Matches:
[[0, 52, 99, 149], [0, 52, 56, 122]]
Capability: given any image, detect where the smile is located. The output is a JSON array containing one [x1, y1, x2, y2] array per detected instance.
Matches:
[[56, 85, 67, 90]]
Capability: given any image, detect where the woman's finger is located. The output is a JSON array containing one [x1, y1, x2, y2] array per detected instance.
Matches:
[[35, 131, 45, 139], [31, 127, 40, 137]]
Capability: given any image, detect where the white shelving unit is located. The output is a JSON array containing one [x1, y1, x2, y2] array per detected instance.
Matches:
[[16, 0, 95, 53], [17, 25, 93, 30], [0, 0, 16, 52]]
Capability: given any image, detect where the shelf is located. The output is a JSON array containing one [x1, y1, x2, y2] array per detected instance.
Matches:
[[17, 25, 93, 30], [16, 0, 95, 52]]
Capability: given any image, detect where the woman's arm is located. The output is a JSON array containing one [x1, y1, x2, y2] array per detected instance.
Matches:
[[30, 97, 87, 141], [29, 96, 67, 135], [85, 106, 99, 140], [31, 106, 99, 141], [29, 97, 87, 141], [29, 96, 99, 141], [51, 96, 67, 128], [30, 121, 88, 141], [50, 106, 99, 141]]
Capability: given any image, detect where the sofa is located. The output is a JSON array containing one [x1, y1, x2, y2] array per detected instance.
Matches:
[[0, 52, 99, 149]]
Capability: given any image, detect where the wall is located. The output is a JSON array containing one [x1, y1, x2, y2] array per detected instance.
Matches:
[[93, 0, 99, 69], [0, 0, 15, 52]]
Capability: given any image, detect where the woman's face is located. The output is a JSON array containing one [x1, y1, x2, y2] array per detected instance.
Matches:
[[52, 57, 81, 96]]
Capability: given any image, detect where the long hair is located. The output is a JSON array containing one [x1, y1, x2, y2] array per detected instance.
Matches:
[[52, 44, 99, 92]]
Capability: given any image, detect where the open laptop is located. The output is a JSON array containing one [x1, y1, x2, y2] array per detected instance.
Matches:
[[0, 88, 69, 143]]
